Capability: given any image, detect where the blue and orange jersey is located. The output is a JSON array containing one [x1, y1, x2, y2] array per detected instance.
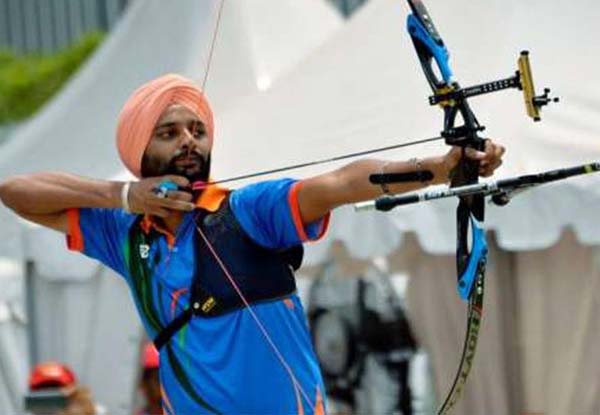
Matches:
[[66, 178, 329, 414]]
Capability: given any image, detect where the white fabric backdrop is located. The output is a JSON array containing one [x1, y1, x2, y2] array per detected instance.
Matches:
[[1, 0, 599, 413]]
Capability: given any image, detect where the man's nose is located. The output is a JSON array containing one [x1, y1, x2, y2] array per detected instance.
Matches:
[[180, 127, 195, 145]]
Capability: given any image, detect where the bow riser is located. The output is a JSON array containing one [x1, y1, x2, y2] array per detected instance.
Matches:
[[406, 1, 490, 414], [407, 0, 487, 290], [407, 13, 453, 88]]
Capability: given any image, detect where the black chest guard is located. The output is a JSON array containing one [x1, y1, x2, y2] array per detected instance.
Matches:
[[129, 197, 303, 351]]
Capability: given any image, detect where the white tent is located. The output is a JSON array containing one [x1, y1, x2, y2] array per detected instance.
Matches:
[[0, 0, 341, 413], [1, 0, 600, 413], [0, 259, 27, 412]]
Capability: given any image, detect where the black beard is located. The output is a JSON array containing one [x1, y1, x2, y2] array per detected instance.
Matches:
[[141, 151, 211, 184]]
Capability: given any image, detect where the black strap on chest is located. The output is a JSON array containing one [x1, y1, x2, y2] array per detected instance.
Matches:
[[152, 266, 228, 351], [141, 200, 302, 351]]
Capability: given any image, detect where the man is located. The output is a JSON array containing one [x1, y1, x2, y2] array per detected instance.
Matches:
[[0, 74, 504, 414], [136, 343, 162, 415], [25, 361, 102, 415]]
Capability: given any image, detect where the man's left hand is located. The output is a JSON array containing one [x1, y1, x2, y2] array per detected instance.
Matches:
[[443, 138, 506, 179]]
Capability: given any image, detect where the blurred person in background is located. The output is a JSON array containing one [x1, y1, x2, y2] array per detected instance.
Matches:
[[136, 343, 162, 415], [25, 361, 104, 415], [0, 74, 504, 414], [307, 254, 417, 415]]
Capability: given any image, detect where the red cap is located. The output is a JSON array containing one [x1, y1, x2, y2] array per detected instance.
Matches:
[[29, 362, 76, 390], [143, 343, 159, 370]]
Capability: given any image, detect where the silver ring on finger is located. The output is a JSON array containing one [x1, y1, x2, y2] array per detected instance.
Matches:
[[154, 181, 178, 199], [155, 187, 169, 198]]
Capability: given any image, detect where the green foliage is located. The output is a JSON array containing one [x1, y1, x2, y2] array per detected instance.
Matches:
[[0, 32, 105, 123]]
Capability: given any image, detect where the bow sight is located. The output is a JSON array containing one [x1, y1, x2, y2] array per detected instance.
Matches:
[[407, 0, 558, 146], [428, 51, 560, 124]]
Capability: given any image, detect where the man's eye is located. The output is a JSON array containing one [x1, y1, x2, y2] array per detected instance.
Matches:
[[160, 129, 178, 139]]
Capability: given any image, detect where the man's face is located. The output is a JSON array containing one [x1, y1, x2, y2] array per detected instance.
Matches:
[[141, 104, 212, 183]]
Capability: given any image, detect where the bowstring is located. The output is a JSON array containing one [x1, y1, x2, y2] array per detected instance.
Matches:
[[194, 223, 316, 412], [201, 0, 226, 91], [197, 0, 316, 410], [207, 135, 445, 186], [198, 0, 446, 187]]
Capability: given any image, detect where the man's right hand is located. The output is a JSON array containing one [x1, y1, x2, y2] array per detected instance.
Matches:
[[0, 172, 198, 235], [127, 175, 196, 218]]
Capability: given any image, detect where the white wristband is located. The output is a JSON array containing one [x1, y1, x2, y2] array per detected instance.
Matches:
[[121, 182, 132, 213]]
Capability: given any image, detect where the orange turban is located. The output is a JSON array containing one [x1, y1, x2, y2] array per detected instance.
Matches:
[[116, 74, 214, 178]]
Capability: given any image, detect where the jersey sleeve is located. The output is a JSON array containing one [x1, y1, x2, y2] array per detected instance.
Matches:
[[229, 178, 330, 249], [65, 207, 133, 277]]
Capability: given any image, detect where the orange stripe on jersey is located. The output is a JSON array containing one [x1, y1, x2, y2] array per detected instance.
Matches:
[[170, 288, 189, 319], [288, 182, 309, 242], [314, 386, 325, 415], [195, 184, 230, 212], [140, 215, 176, 247], [296, 387, 305, 415], [161, 384, 175, 415], [140, 184, 229, 248], [65, 208, 84, 251], [288, 181, 331, 243], [312, 212, 330, 242]]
